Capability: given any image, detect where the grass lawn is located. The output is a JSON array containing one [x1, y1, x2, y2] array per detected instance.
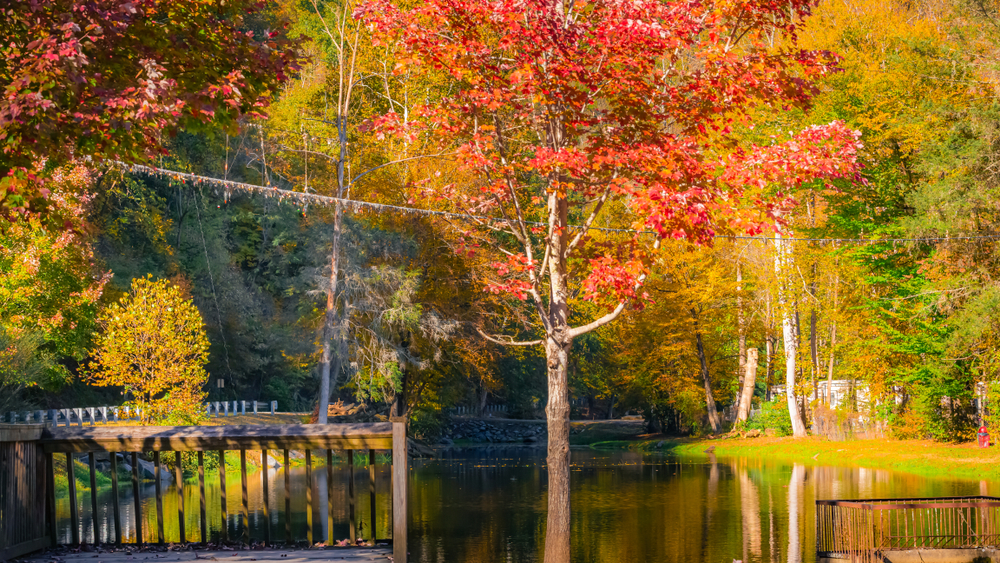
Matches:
[[591, 434, 1000, 481]]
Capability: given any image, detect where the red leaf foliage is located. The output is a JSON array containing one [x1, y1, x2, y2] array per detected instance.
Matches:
[[356, 0, 863, 307], [0, 0, 302, 221]]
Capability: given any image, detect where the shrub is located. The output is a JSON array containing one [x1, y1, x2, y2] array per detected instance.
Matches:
[[745, 396, 793, 437]]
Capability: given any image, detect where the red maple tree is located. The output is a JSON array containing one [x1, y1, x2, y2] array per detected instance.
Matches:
[[357, 0, 862, 560], [0, 0, 301, 221]]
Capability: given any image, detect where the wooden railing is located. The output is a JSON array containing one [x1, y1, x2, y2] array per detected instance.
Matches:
[[0, 422, 408, 562], [817, 496, 1000, 563]]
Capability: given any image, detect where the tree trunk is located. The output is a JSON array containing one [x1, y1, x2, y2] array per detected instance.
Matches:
[[827, 273, 839, 406], [775, 232, 808, 437], [736, 348, 759, 423], [696, 331, 721, 433], [765, 335, 774, 402], [810, 307, 818, 402], [543, 329, 572, 563], [479, 385, 489, 417], [734, 262, 747, 415], [318, 114, 351, 425], [543, 194, 572, 563], [317, 201, 343, 425]]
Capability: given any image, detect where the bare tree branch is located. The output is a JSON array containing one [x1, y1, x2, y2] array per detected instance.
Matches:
[[475, 327, 543, 347]]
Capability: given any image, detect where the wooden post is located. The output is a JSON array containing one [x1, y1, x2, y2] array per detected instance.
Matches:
[[369, 449, 376, 541], [131, 453, 142, 544], [261, 450, 270, 546], [175, 452, 185, 543], [66, 453, 79, 545], [154, 452, 164, 543], [218, 450, 228, 541], [326, 450, 334, 545], [198, 451, 207, 543], [110, 453, 122, 544], [348, 450, 356, 543], [305, 449, 313, 545], [240, 450, 249, 545], [88, 452, 99, 543], [46, 452, 57, 547], [283, 449, 291, 543], [392, 420, 407, 563]]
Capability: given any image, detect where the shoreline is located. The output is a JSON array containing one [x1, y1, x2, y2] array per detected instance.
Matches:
[[595, 435, 1000, 482]]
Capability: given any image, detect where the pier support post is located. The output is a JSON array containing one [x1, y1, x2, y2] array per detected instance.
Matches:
[[391, 418, 408, 563]]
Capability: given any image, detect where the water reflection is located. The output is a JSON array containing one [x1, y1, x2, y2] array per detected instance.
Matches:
[[55, 463, 393, 545], [61, 446, 997, 563], [411, 447, 994, 563]]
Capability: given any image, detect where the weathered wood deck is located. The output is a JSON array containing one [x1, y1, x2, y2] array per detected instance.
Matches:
[[18, 548, 392, 563], [0, 423, 408, 562]]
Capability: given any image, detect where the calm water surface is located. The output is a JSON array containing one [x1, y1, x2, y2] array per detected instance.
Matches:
[[57, 446, 996, 563]]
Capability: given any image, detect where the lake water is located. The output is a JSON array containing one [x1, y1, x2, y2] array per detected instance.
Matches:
[[56, 446, 994, 563]]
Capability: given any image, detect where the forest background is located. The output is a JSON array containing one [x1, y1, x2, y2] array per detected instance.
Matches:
[[4, 0, 1000, 443]]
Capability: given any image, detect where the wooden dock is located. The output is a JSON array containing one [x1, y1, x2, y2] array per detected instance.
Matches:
[[0, 423, 408, 563], [17, 548, 392, 563]]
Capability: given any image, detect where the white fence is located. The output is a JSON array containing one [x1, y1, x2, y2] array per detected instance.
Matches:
[[450, 404, 508, 416], [5, 400, 278, 426]]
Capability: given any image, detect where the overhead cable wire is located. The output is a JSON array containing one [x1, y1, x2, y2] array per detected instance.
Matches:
[[113, 162, 1000, 245]]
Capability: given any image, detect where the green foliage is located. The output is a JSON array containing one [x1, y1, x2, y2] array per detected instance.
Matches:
[[0, 328, 59, 412], [409, 406, 444, 441], [744, 398, 793, 437]]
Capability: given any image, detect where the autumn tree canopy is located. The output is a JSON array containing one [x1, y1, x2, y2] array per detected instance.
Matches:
[[357, 0, 864, 560], [0, 0, 300, 221]]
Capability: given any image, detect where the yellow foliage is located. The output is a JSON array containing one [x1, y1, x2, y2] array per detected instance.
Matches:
[[90, 275, 209, 424]]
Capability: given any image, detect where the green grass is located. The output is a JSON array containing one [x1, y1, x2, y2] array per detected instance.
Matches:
[[666, 436, 1000, 481], [581, 434, 1000, 481], [569, 420, 647, 445], [53, 456, 116, 497]]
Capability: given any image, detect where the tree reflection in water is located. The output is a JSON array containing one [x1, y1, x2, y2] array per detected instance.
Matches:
[[57, 447, 996, 562]]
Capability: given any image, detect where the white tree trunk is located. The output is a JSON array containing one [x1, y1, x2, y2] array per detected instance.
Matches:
[[736, 347, 758, 423], [775, 231, 807, 437]]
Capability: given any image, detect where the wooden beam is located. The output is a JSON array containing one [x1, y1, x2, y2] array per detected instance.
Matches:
[[110, 452, 121, 544], [283, 450, 291, 544], [131, 453, 142, 544], [198, 451, 207, 542], [348, 450, 356, 544], [261, 450, 270, 546], [66, 453, 79, 546], [0, 424, 44, 443], [392, 421, 407, 563], [154, 452, 164, 543], [88, 452, 98, 544], [175, 452, 185, 543], [218, 450, 228, 542], [40, 424, 393, 453], [240, 450, 249, 546], [305, 450, 313, 546]]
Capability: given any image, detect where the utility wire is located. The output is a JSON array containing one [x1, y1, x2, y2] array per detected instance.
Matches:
[[112, 161, 1000, 245]]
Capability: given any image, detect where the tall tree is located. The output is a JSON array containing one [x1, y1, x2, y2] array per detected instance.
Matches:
[[360, 0, 862, 560]]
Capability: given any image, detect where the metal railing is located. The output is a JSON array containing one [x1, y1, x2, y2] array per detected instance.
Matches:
[[817, 496, 1000, 562], [0, 422, 409, 562]]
